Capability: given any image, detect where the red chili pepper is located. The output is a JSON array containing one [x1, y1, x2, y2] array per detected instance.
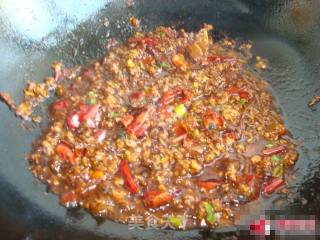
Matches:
[[55, 143, 76, 165], [119, 160, 139, 194], [263, 145, 286, 156], [226, 86, 251, 100], [129, 91, 145, 101], [160, 106, 173, 119], [203, 111, 224, 129], [120, 114, 134, 127], [263, 178, 284, 195], [158, 88, 193, 109], [128, 37, 159, 46], [174, 122, 188, 142], [67, 112, 81, 129], [50, 99, 69, 111], [158, 88, 182, 108], [196, 180, 220, 190], [132, 124, 147, 138], [208, 55, 237, 63], [244, 174, 255, 184], [82, 69, 94, 79], [94, 129, 107, 143], [239, 90, 250, 100], [143, 191, 173, 208], [59, 191, 77, 206], [180, 89, 193, 104], [81, 104, 100, 121], [127, 106, 154, 137]]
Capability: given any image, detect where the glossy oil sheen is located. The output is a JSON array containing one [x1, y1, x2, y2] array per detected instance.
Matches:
[[0, 0, 319, 239]]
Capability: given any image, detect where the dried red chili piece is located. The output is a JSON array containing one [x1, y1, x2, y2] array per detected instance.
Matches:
[[50, 99, 69, 111], [143, 191, 173, 208], [263, 178, 284, 196], [263, 146, 286, 156], [55, 143, 76, 165], [119, 160, 139, 194], [128, 37, 159, 46], [196, 180, 220, 190], [203, 111, 224, 129]]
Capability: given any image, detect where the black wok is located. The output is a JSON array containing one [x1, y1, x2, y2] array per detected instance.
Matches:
[[0, 0, 319, 239]]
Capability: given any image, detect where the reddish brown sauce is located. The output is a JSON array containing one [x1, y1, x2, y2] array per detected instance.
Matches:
[[24, 24, 298, 229]]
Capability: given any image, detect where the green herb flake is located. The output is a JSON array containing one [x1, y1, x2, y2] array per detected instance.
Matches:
[[266, 141, 278, 148], [168, 216, 183, 228], [117, 131, 126, 139], [239, 98, 247, 105], [159, 62, 169, 69], [208, 123, 215, 130], [86, 91, 98, 105], [271, 155, 281, 162], [204, 202, 216, 224], [272, 164, 283, 178], [111, 112, 120, 118]]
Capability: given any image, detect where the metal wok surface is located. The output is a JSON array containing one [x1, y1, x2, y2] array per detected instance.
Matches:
[[0, 0, 320, 239]]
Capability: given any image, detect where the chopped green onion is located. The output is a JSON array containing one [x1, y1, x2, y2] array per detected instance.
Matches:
[[111, 112, 120, 118], [208, 123, 215, 130], [204, 202, 215, 224], [272, 164, 283, 178], [117, 131, 126, 139], [271, 155, 281, 162], [159, 62, 169, 69], [174, 104, 187, 118], [266, 141, 278, 148], [86, 91, 98, 105], [168, 216, 183, 228], [239, 98, 247, 105]]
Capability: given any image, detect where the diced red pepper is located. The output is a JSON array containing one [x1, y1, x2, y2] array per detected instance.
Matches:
[[127, 106, 154, 137], [143, 191, 173, 208], [180, 89, 193, 104], [120, 114, 134, 127], [129, 91, 145, 101], [159, 88, 182, 108], [158, 88, 193, 109], [263, 145, 286, 156], [128, 37, 159, 46], [55, 143, 76, 165], [174, 122, 188, 142], [67, 112, 81, 129], [119, 160, 139, 194], [94, 129, 107, 143], [82, 69, 94, 79], [244, 174, 255, 184], [239, 90, 250, 100], [208, 55, 237, 64], [196, 180, 220, 190], [263, 178, 284, 195], [81, 104, 100, 121], [59, 191, 77, 206], [50, 99, 69, 111], [160, 106, 173, 119], [67, 104, 101, 129], [131, 124, 147, 138], [203, 111, 224, 129], [226, 86, 251, 100]]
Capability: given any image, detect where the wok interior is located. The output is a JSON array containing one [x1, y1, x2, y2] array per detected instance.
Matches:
[[0, 0, 319, 239]]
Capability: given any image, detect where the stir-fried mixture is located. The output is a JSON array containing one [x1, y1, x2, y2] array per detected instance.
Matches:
[[25, 24, 298, 229]]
